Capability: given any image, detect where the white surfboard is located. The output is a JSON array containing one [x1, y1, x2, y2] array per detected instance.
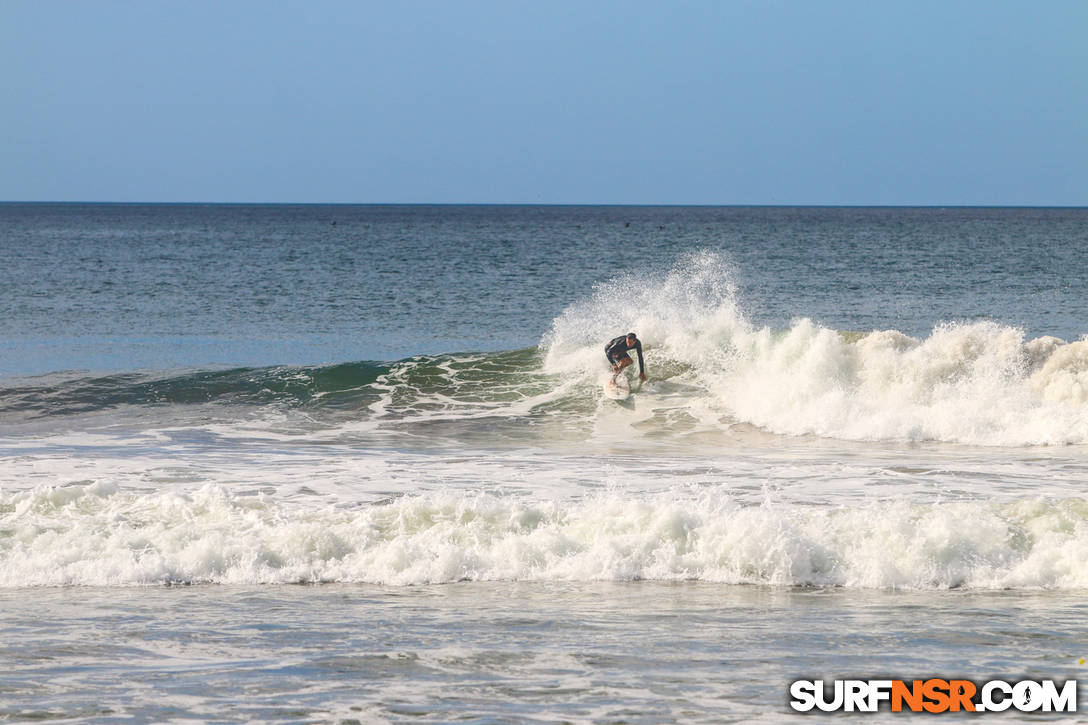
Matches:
[[603, 373, 631, 400]]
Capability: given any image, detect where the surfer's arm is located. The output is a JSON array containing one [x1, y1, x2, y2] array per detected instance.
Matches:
[[635, 342, 646, 379]]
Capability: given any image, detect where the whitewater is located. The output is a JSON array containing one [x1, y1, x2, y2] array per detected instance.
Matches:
[[3, 203, 1088, 722]]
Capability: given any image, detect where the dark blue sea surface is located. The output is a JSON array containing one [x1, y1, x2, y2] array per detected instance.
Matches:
[[2, 204, 1085, 375]]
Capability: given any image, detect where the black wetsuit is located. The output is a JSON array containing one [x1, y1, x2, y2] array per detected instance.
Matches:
[[604, 335, 645, 373]]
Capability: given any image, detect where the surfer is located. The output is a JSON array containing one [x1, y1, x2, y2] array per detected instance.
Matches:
[[605, 332, 647, 381]]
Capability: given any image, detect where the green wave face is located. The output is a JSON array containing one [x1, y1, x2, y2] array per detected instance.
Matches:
[[0, 346, 640, 453], [0, 348, 576, 423], [0, 361, 391, 420]]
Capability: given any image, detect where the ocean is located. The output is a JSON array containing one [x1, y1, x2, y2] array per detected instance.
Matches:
[[2, 203, 1088, 722]]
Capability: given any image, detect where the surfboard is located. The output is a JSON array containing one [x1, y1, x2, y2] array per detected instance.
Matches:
[[603, 373, 631, 400]]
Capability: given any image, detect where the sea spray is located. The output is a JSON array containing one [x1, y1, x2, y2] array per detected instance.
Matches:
[[542, 249, 749, 377], [543, 251, 1088, 446]]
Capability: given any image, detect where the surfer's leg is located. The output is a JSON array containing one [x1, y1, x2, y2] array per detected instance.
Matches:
[[611, 356, 633, 383]]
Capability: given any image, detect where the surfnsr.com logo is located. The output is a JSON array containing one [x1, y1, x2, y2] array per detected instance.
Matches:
[[789, 679, 1077, 713]]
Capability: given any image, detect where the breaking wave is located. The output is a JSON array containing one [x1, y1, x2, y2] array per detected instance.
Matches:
[[6, 252, 1088, 447], [543, 251, 1088, 446], [5, 482, 1088, 589]]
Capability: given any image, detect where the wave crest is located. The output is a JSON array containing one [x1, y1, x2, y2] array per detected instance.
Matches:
[[543, 251, 1088, 446]]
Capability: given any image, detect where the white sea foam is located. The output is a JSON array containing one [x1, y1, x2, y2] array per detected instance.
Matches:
[[5, 481, 1088, 589], [543, 251, 1088, 446]]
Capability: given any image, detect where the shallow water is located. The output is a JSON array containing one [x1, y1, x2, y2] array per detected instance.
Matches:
[[3, 584, 1086, 723]]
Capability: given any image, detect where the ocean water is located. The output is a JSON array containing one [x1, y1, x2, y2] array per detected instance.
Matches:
[[3, 203, 1088, 722]]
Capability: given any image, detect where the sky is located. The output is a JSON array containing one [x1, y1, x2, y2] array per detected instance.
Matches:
[[2, 0, 1086, 205]]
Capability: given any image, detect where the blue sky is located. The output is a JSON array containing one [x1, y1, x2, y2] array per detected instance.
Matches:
[[3, 1, 1086, 205]]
